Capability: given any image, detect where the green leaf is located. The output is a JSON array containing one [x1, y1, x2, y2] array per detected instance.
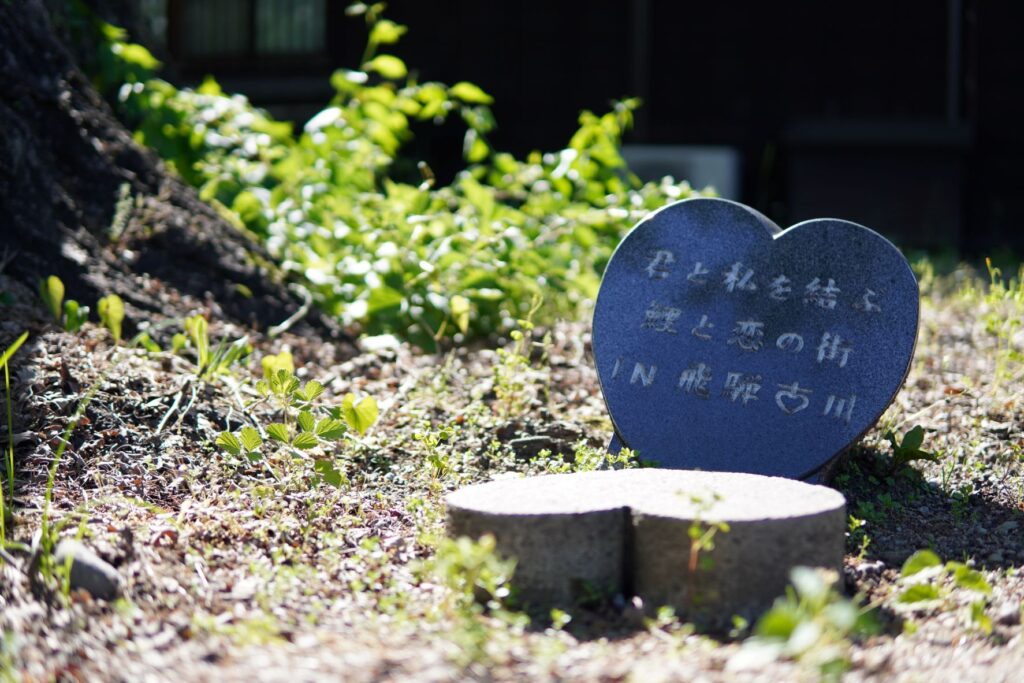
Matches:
[[0, 332, 28, 369], [363, 54, 407, 80], [450, 295, 471, 334], [302, 380, 325, 402], [449, 81, 493, 105], [40, 275, 64, 321], [262, 351, 294, 379], [970, 600, 993, 634], [902, 425, 925, 451], [137, 332, 160, 353], [171, 333, 187, 355], [341, 393, 379, 436], [63, 300, 88, 332], [315, 418, 347, 440], [239, 426, 262, 452], [463, 129, 489, 163], [297, 410, 315, 433], [901, 549, 942, 577], [950, 564, 992, 594], [314, 459, 346, 488], [266, 423, 290, 443], [291, 431, 319, 449], [97, 294, 125, 343], [369, 19, 407, 45], [216, 431, 241, 456], [754, 603, 800, 639], [897, 583, 942, 603], [183, 315, 208, 367]]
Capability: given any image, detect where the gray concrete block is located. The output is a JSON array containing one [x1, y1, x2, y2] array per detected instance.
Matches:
[[446, 469, 846, 627]]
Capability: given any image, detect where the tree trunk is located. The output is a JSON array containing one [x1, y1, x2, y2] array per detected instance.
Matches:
[[0, 0, 347, 343]]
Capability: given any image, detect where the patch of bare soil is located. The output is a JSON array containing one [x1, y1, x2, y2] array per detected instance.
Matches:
[[2, 270, 1024, 682]]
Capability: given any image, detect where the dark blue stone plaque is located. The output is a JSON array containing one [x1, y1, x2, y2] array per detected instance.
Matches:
[[592, 198, 919, 479]]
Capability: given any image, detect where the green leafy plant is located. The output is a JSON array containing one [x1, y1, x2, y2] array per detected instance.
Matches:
[[729, 567, 879, 681], [895, 549, 993, 633], [413, 421, 458, 480], [89, 8, 704, 348], [885, 425, 939, 471], [97, 293, 125, 343], [216, 362, 378, 487]]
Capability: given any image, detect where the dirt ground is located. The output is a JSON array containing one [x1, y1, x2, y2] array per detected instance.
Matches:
[[2, 264, 1024, 682]]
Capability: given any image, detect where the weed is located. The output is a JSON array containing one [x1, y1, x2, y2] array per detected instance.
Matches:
[[530, 442, 640, 474], [885, 425, 939, 472], [38, 276, 89, 332], [847, 515, 871, 561], [492, 295, 548, 418], [682, 493, 730, 613], [729, 567, 878, 681], [980, 258, 1024, 387], [0, 332, 28, 545], [216, 364, 378, 487], [38, 275, 63, 322], [182, 314, 250, 380], [413, 421, 458, 480], [425, 534, 528, 667], [895, 549, 993, 634]]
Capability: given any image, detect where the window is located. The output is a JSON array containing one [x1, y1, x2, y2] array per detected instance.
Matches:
[[171, 0, 326, 60]]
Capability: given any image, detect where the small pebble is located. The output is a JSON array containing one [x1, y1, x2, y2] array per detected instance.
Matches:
[[855, 560, 886, 578], [53, 539, 122, 601], [996, 602, 1021, 626]]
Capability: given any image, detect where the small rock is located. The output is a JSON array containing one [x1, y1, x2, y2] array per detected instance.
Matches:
[[996, 602, 1022, 626], [53, 539, 121, 600], [987, 552, 1005, 564], [855, 560, 885, 578]]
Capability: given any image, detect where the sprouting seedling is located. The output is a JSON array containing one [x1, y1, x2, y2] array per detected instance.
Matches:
[[183, 314, 250, 380], [97, 294, 125, 343], [39, 275, 90, 332], [62, 300, 89, 332], [39, 275, 64, 322]]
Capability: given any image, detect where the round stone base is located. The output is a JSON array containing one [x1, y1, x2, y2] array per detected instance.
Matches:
[[446, 469, 846, 629]]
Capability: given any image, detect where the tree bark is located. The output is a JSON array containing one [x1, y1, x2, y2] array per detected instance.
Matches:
[[0, 0, 347, 344]]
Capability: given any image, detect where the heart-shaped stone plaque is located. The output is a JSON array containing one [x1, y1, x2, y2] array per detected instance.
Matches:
[[592, 198, 919, 478]]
